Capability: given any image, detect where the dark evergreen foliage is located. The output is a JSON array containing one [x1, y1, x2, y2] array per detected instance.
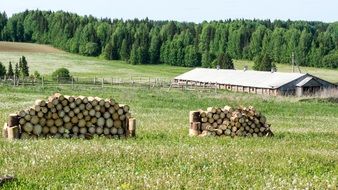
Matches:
[[213, 53, 234, 69], [19, 56, 29, 77], [253, 53, 276, 71], [7, 61, 14, 78], [0, 10, 337, 68], [0, 62, 6, 78]]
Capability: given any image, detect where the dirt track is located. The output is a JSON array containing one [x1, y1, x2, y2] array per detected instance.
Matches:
[[0, 41, 63, 53]]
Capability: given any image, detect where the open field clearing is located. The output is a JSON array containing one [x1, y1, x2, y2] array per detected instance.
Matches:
[[0, 42, 337, 189], [0, 42, 337, 83], [0, 86, 337, 189], [0, 42, 63, 53]]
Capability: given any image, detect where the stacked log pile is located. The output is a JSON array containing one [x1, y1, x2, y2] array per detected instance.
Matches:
[[189, 106, 273, 137], [2, 93, 136, 140]]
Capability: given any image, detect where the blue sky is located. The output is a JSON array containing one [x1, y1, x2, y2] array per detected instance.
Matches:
[[1, 0, 337, 22]]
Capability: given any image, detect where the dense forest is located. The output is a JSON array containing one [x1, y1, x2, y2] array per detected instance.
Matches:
[[0, 10, 337, 68]]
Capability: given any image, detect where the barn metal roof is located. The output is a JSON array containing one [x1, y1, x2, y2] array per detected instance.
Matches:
[[296, 77, 314, 87], [174, 68, 307, 89]]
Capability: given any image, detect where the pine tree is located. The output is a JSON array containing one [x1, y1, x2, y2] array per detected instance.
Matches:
[[0, 62, 6, 78], [14, 63, 19, 78], [7, 61, 14, 78], [102, 42, 113, 60], [184, 45, 201, 67], [20, 56, 29, 77], [253, 53, 275, 71], [201, 51, 212, 68], [249, 25, 266, 59], [129, 43, 139, 65], [120, 39, 129, 61], [149, 35, 161, 64], [214, 52, 234, 69]]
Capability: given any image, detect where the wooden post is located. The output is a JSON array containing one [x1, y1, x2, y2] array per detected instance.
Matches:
[[7, 126, 20, 140], [189, 122, 201, 136], [149, 77, 151, 89], [111, 77, 113, 85], [13, 75, 16, 86], [72, 77, 74, 89], [2, 123, 8, 138], [94, 77, 96, 85], [189, 111, 201, 123], [101, 78, 104, 88], [42, 76, 44, 88], [128, 118, 136, 137], [8, 114, 19, 127]]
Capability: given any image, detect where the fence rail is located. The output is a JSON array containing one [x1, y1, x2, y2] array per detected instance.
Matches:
[[0, 76, 221, 92]]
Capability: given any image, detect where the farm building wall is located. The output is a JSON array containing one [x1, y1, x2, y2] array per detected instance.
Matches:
[[278, 74, 336, 96], [174, 73, 335, 96]]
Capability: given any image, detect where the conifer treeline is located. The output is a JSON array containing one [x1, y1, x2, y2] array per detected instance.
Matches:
[[0, 56, 29, 78], [0, 10, 337, 68]]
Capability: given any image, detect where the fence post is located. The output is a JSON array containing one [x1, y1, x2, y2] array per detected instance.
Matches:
[[101, 78, 104, 88], [72, 77, 74, 89], [130, 76, 132, 86], [13, 75, 16, 86], [94, 77, 96, 85], [42, 76, 44, 88], [149, 77, 151, 89]]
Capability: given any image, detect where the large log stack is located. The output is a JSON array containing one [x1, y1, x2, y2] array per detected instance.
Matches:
[[2, 93, 136, 140], [189, 106, 273, 137]]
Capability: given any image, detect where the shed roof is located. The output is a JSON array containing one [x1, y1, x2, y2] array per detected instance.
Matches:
[[174, 68, 307, 89], [296, 77, 322, 87]]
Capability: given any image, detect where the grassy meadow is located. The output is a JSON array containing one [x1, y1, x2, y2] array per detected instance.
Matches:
[[0, 42, 337, 189], [0, 42, 338, 83]]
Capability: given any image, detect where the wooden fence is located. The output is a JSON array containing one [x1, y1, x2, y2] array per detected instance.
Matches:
[[0, 76, 221, 92]]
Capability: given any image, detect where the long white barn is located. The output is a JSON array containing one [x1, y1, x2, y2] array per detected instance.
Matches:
[[174, 68, 336, 96]]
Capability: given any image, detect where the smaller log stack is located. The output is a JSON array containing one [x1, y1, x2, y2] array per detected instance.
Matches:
[[2, 93, 136, 140], [189, 106, 273, 138]]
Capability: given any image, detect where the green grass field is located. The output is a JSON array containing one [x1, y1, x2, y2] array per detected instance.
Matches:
[[0, 86, 337, 189], [0, 43, 337, 189], [0, 42, 337, 83]]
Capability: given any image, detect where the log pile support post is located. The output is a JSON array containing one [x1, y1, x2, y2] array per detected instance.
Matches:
[[127, 118, 136, 137], [6, 114, 20, 140], [42, 76, 44, 88], [189, 111, 201, 136]]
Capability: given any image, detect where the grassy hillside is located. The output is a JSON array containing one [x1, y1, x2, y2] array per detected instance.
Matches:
[[0, 86, 337, 189], [0, 42, 337, 83], [0, 42, 337, 189], [0, 41, 62, 53]]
